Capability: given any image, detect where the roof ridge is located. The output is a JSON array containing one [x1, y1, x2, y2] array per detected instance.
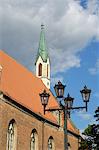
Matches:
[[69, 118, 79, 130]]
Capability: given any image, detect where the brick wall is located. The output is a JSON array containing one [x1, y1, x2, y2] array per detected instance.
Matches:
[[0, 96, 79, 150], [68, 134, 79, 150]]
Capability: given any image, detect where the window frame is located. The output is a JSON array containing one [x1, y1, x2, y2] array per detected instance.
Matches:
[[38, 63, 42, 76], [7, 119, 17, 150]]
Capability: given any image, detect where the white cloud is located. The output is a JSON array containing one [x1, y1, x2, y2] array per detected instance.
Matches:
[[77, 110, 92, 120], [87, 0, 99, 15], [89, 58, 99, 75], [50, 48, 81, 75], [0, 0, 99, 75], [51, 75, 64, 87]]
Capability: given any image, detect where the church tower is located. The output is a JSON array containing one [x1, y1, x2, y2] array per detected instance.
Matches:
[[35, 24, 50, 89]]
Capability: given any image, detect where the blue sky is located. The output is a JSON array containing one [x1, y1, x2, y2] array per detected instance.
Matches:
[[51, 40, 99, 131], [63, 41, 99, 130], [0, 0, 99, 132]]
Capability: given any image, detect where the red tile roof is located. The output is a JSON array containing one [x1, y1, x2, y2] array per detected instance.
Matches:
[[0, 50, 79, 134]]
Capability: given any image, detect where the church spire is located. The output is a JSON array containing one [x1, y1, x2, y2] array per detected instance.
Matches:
[[38, 24, 48, 62], [35, 25, 50, 89]]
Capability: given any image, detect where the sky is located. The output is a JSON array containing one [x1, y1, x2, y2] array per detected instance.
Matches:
[[0, 0, 99, 132]]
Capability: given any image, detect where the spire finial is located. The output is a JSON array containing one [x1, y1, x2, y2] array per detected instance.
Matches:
[[41, 24, 44, 30]]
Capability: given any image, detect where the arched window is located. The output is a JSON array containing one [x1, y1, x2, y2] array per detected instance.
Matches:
[[7, 119, 17, 150], [30, 129, 38, 150], [48, 136, 55, 150], [38, 63, 42, 76], [68, 143, 71, 150]]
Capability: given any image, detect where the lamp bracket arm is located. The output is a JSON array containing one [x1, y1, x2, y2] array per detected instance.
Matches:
[[69, 106, 86, 110], [45, 108, 63, 112]]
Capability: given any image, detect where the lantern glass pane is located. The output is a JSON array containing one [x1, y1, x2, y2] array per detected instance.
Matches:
[[41, 96, 48, 105], [41, 97, 45, 105], [67, 100, 70, 108], [58, 89, 64, 98], [82, 92, 90, 102], [67, 99, 73, 108], [44, 96, 48, 105], [54, 87, 58, 97]]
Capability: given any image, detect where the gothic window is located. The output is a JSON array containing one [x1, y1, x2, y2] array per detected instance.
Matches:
[[30, 129, 38, 150], [38, 63, 42, 76], [68, 143, 71, 150], [48, 136, 55, 150], [7, 119, 17, 150]]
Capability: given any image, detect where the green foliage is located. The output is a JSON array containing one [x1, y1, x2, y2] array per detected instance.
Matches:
[[79, 107, 99, 150], [78, 140, 88, 150], [83, 124, 95, 137]]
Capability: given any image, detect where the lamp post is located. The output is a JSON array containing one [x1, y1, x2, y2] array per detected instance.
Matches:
[[39, 81, 91, 150]]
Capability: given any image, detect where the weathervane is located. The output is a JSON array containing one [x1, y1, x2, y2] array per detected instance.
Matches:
[[41, 24, 44, 29]]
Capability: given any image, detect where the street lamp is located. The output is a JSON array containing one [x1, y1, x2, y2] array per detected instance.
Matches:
[[64, 93, 74, 109], [80, 85, 91, 111], [39, 81, 91, 150], [39, 90, 50, 115], [54, 81, 66, 98]]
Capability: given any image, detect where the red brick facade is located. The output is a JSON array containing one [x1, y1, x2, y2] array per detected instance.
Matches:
[[0, 94, 79, 150]]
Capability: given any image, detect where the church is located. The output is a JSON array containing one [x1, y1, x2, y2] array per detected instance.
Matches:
[[0, 25, 80, 150]]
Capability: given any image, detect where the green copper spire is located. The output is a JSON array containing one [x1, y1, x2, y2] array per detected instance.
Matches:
[[37, 24, 49, 62]]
